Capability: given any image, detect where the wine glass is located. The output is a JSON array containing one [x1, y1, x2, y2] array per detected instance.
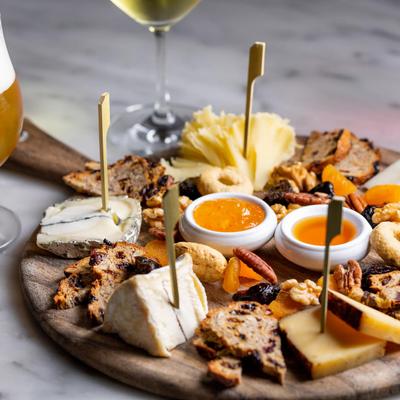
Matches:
[[0, 16, 23, 250], [108, 0, 200, 156]]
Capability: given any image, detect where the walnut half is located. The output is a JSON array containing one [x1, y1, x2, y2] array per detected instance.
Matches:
[[280, 279, 321, 306]]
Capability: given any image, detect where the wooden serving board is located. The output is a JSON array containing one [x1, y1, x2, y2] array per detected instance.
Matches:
[[15, 120, 400, 399]]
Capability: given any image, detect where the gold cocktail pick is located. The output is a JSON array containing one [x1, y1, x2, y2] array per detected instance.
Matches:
[[98, 92, 110, 212], [320, 196, 344, 333], [243, 41, 266, 159], [162, 185, 180, 308]]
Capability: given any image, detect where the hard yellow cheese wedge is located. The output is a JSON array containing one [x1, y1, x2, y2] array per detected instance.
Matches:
[[279, 307, 386, 379], [328, 289, 400, 344]]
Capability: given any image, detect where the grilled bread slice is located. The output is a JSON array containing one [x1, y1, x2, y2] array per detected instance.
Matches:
[[301, 129, 352, 173], [54, 241, 157, 324], [335, 134, 380, 185], [63, 155, 165, 200], [54, 257, 94, 309], [207, 357, 242, 387], [194, 301, 286, 386]]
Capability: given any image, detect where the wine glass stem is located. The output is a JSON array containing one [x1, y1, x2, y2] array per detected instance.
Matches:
[[152, 29, 175, 126]]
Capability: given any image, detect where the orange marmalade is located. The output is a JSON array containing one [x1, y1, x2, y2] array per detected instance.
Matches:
[[293, 216, 357, 246], [193, 198, 265, 232]]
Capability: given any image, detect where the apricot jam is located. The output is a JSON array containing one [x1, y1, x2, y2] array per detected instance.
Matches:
[[193, 198, 265, 232], [293, 215, 357, 246]]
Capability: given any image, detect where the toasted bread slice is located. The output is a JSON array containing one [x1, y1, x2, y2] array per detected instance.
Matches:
[[335, 134, 380, 185], [63, 155, 165, 200], [302, 129, 352, 173], [54, 242, 151, 324], [54, 257, 94, 309], [208, 357, 242, 387], [194, 301, 286, 385]]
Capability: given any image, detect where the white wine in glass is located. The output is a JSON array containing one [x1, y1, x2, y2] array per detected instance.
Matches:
[[109, 0, 200, 156], [0, 16, 23, 250]]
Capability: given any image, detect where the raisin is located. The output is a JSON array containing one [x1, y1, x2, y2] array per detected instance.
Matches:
[[309, 181, 335, 198], [361, 264, 397, 290], [132, 256, 161, 275], [233, 283, 280, 304], [361, 205, 376, 228], [263, 180, 294, 206], [179, 178, 201, 200], [158, 174, 174, 188], [103, 239, 113, 246]]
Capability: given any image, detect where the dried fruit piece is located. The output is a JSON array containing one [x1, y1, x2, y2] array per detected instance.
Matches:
[[179, 178, 201, 200], [239, 260, 263, 281], [269, 279, 321, 319], [144, 240, 169, 266], [263, 180, 294, 206], [233, 282, 280, 304], [309, 181, 335, 198], [223, 257, 241, 293], [316, 274, 339, 291], [361, 205, 377, 227], [365, 185, 400, 206], [322, 164, 357, 196], [269, 291, 302, 319]]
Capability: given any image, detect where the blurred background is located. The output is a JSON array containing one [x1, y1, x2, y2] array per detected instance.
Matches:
[[2, 0, 399, 159]]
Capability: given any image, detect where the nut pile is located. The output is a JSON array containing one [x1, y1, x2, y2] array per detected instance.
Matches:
[[143, 193, 192, 238], [280, 279, 321, 306], [269, 163, 317, 193]]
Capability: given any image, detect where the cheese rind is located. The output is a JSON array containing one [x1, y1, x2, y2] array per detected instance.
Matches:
[[103, 253, 208, 357], [328, 289, 400, 344], [37, 196, 141, 258], [279, 307, 386, 379]]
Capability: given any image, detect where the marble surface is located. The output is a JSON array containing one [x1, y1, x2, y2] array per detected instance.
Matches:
[[0, 0, 399, 399]]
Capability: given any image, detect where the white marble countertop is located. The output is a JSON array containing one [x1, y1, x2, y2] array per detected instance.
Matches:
[[1, 0, 399, 399]]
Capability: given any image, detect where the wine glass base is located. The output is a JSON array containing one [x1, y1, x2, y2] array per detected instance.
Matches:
[[0, 206, 21, 251], [108, 103, 197, 159]]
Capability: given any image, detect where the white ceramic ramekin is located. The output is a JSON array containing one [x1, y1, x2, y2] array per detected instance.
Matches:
[[179, 192, 277, 256], [274, 204, 372, 271]]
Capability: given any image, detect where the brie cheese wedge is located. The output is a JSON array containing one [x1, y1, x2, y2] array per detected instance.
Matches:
[[103, 253, 208, 357], [37, 196, 141, 258]]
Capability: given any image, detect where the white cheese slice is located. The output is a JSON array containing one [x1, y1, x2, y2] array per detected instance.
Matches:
[[364, 160, 400, 189], [247, 113, 296, 190], [37, 196, 141, 258], [103, 253, 208, 357]]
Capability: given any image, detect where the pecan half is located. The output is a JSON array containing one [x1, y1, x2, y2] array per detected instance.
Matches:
[[283, 192, 330, 206], [333, 259, 362, 295], [346, 193, 367, 213], [233, 248, 277, 284]]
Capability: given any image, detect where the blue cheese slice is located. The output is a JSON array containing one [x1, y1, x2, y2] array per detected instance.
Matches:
[[102, 253, 208, 357], [37, 196, 141, 258]]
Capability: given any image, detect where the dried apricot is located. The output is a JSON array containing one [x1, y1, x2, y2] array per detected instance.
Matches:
[[321, 164, 357, 196], [269, 291, 303, 320], [364, 185, 400, 206], [144, 240, 169, 266], [316, 274, 339, 291], [239, 260, 263, 281], [223, 257, 241, 293]]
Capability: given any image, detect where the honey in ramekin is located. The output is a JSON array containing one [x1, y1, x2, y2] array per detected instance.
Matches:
[[293, 215, 356, 246]]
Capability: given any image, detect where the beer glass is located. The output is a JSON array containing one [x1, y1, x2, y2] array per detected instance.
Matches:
[[0, 16, 23, 250], [108, 0, 200, 155]]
